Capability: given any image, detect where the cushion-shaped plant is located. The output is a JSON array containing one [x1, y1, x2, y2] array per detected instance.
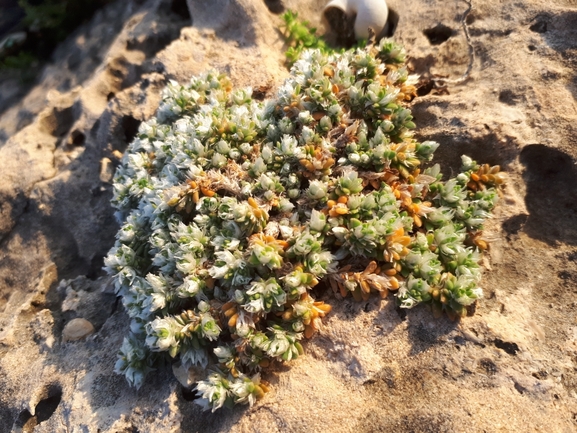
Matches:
[[105, 36, 504, 411]]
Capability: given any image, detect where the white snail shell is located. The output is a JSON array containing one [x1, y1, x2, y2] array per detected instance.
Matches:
[[324, 0, 389, 40]]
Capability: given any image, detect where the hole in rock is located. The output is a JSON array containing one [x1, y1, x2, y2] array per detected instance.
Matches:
[[122, 115, 141, 144], [478, 358, 498, 375], [87, 255, 106, 280], [181, 386, 198, 401], [171, 0, 191, 20], [493, 339, 519, 355], [417, 79, 434, 96], [423, 23, 453, 45], [12, 384, 62, 432], [69, 129, 85, 146], [498, 89, 520, 106], [530, 19, 548, 33], [558, 270, 573, 281], [465, 12, 476, 25], [35, 386, 62, 425], [264, 0, 284, 14]]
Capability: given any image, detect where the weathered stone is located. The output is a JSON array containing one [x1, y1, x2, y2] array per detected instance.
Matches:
[[172, 362, 207, 389], [99, 157, 114, 183], [62, 318, 95, 342], [0, 0, 576, 432]]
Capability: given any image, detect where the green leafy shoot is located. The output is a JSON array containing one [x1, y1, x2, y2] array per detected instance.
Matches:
[[280, 10, 371, 67], [281, 11, 331, 65]]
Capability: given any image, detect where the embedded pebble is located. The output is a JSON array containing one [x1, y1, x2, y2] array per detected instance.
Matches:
[[99, 157, 114, 183], [172, 362, 206, 388], [62, 318, 95, 342]]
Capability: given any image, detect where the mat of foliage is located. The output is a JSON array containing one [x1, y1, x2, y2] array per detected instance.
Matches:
[[104, 38, 504, 411]]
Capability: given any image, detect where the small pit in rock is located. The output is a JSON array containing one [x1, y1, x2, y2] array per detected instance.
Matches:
[[529, 19, 548, 34], [416, 79, 435, 97], [68, 129, 86, 146], [122, 115, 141, 145], [493, 339, 520, 355], [465, 12, 476, 25], [498, 89, 521, 106], [171, 0, 191, 19], [478, 358, 498, 376], [263, 0, 285, 14], [12, 384, 62, 433], [181, 386, 198, 401], [87, 255, 107, 280], [423, 23, 453, 45]]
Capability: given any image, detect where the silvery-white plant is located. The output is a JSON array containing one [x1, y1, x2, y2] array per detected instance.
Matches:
[[105, 38, 504, 411]]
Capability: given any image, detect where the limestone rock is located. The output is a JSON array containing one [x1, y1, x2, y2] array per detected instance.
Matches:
[[172, 363, 207, 389], [0, 0, 576, 432], [62, 318, 95, 342]]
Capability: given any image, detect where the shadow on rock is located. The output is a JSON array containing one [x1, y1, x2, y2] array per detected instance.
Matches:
[[420, 130, 518, 178], [0, 2, 125, 141], [0, 0, 193, 323], [0, 140, 119, 330], [0, 2, 195, 430], [403, 307, 460, 356], [355, 411, 455, 433], [519, 144, 577, 245], [188, 0, 257, 45], [529, 11, 577, 101], [178, 398, 248, 433]]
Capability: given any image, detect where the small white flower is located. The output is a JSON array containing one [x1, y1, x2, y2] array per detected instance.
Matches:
[[307, 180, 328, 200], [145, 316, 180, 352], [195, 372, 230, 412]]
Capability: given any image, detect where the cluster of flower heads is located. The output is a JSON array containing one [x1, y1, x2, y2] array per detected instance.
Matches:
[[104, 38, 505, 411]]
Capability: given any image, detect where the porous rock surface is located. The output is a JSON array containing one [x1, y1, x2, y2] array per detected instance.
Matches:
[[0, 0, 576, 431]]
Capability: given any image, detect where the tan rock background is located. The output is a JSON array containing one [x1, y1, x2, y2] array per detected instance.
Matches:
[[0, 0, 576, 431]]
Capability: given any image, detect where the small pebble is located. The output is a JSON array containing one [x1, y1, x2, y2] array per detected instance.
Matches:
[[63, 318, 95, 342], [100, 157, 114, 183], [172, 362, 206, 388]]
